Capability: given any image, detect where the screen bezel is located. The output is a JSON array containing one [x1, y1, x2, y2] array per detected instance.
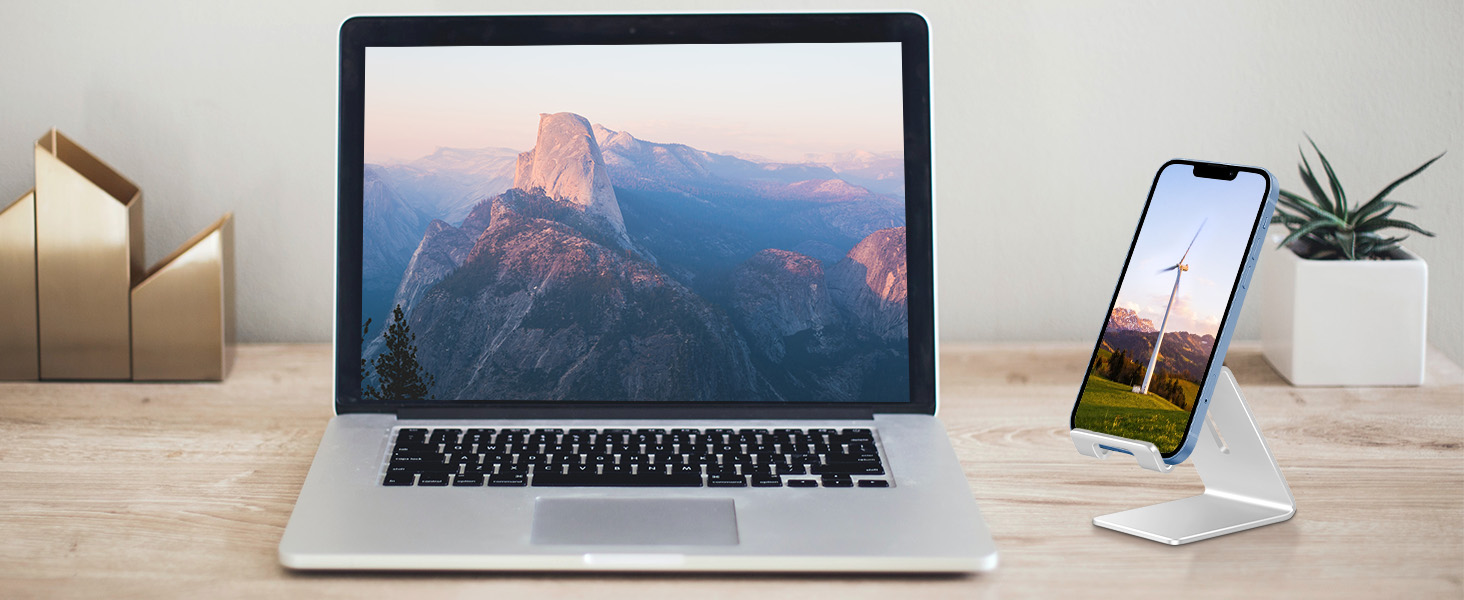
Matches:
[[1067, 159, 1273, 457], [335, 13, 935, 417]]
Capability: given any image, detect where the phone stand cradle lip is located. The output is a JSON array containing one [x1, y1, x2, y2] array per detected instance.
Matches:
[[1071, 367, 1296, 545]]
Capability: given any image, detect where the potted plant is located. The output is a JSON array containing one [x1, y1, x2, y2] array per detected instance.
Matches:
[[1260, 137, 1444, 386]]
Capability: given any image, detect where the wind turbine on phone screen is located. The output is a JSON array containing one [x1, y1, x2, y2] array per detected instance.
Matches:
[[1135, 219, 1206, 396]]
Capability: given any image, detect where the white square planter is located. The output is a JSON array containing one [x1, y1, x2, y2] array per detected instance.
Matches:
[[1260, 240, 1427, 386]]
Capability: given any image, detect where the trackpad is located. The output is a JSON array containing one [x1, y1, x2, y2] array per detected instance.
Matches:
[[530, 497, 739, 546]]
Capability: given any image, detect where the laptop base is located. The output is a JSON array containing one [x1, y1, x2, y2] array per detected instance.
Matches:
[[280, 414, 997, 572]]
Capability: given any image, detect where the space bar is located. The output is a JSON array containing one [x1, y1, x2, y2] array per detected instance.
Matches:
[[532, 473, 703, 487]]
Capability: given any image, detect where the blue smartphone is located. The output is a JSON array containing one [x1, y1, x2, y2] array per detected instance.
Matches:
[[1070, 159, 1278, 464]]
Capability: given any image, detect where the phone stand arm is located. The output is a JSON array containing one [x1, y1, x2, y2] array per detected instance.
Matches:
[[1069, 367, 1295, 545], [1071, 429, 1174, 473]]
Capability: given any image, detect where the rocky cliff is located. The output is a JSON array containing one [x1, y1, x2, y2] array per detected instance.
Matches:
[[513, 113, 631, 248], [724, 242, 908, 403], [1107, 307, 1157, 333], [728, 249, 840, 362], [389, 219, 472, 317], [828, 227, 908, 340]]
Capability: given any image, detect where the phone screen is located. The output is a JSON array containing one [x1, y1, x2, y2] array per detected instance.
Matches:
[[1070, 162, 1270, 456]]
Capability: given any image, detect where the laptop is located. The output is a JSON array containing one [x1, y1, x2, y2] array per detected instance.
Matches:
[[278, 12, 998, 572]]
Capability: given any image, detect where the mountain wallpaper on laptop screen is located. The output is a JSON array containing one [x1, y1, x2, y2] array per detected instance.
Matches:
[[361, 112, 909, 402]]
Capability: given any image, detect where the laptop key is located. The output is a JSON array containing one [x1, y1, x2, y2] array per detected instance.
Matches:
[[776, 463, 806, 475], [389, 453, 431, 464], [393, 460, 445, 474], [786, 479, 818, 488], [453, 473, 485, 486], [488, 474, 527, 486], [383, 472, 415, 486], [708, 475, 747, 487], [751, 477, 782, 487], [812, 463, 885, 476], [417, 473, 450, 486], [393, 443, 435, 454], [820, 474, 853, 487], [420, 458, 458, 471], [858, 480, 890, 488], [827, 453, 880, 464]]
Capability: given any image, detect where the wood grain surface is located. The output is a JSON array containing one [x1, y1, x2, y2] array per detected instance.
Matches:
[[1, 342, 1459, 599]]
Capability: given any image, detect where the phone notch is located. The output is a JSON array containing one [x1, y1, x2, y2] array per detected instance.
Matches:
[[1192, 163, 1239, 180]]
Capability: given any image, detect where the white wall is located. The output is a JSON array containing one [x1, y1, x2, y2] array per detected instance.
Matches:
[[2, 0, 1460, 365]]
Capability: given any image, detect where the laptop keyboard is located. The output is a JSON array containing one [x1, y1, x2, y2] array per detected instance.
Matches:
[[382, 427, 891, 488]]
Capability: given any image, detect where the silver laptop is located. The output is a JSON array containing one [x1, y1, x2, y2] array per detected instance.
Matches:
[[278, 12, 997, 572]]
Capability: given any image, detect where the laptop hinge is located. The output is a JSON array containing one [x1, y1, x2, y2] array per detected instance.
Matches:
[[394, 405, 877, 420]]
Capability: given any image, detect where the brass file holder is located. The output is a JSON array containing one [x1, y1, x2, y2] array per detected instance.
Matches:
[[0, 190, 39, 380], [1071, 367, 1295, 545], [35, 130, 143, 380], [132, 214, 236, 381], [0, 129, 234, 381]]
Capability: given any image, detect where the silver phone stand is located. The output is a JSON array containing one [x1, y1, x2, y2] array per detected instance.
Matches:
[[1071, 367, 1295, 545]]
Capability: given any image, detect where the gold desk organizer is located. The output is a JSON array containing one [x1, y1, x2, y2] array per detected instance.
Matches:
[[132, 214, 235, 381], [35, 130, 143, 380], [0, 190, 39, 380], [0, 129, 235, 382]]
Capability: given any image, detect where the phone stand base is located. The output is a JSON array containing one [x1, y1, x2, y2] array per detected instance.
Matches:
[[1072, 367, 1295, 545], [1092, 489, 1294, 546]]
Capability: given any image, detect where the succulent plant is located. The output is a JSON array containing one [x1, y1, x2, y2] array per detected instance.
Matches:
[[1275, 136, 1443, 260]]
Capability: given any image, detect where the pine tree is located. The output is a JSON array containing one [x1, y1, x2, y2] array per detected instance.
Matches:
[[1153, 374, 1187, 408], [1120, 360, 1141, 386], [1106, 350, 1127, 381], [370, 304, 436, 402]]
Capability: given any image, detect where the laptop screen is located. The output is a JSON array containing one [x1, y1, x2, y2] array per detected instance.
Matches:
[[358, 42, 910, 404]]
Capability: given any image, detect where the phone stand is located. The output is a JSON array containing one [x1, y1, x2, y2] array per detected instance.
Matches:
[[1070, 367, 1295, 545]]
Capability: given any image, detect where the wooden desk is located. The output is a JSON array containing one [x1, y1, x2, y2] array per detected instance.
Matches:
[[1, 343, 1460, 598]]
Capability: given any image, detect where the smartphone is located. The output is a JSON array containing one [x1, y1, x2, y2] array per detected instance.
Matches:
[[1070, 159, 1278, 464]]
